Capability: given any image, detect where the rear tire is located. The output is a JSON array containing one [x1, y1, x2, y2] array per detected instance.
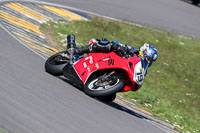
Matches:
[[84, 73, 124, 97], [98, 94, 116, 103], [192, 0, 199, 5], [45, 51, 69, 76]]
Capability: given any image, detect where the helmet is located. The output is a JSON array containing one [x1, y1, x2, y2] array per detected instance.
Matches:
[[140, 43, 158, 65]]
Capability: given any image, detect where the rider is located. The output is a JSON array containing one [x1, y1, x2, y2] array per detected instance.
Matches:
[[67, 35, 158, 76]]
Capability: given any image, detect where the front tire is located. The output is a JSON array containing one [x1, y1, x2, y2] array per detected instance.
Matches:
[[45, 51, 69, 76], [84, 72, 124, 97]]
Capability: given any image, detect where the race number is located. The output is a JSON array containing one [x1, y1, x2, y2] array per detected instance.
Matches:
[[133, 61, 144, 85], [136, 69, 144, 82]]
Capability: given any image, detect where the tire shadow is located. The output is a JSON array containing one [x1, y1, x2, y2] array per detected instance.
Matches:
[[104, 101, 176, 132], [59, 76, 159, 121], [58, 76, 174, 131]]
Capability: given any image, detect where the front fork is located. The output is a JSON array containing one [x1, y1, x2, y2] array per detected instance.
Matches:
[[67, 34, 76, 64]]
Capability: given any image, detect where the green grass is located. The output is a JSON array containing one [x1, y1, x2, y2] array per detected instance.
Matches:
[[0, 130, 9, 133], [40, 19, 200, 133]]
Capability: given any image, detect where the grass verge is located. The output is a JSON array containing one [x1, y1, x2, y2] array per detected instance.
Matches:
[[40, 18, 200, 133], [0, 130, 9, 133]]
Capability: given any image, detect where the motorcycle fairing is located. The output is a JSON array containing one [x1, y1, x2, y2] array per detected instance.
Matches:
[[73, 52, 141, 91], [63, 63, 84, 86]]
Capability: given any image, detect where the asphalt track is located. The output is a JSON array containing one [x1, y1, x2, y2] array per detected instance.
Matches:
[[0, 0, 193, 133], [42, 0, 200, 38]]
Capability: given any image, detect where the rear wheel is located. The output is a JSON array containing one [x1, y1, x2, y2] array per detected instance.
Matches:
[[84, 71, 124, 97], [192, 0, 199, 5], [98, 94, 116, 103], [45, 51, 69, 76]]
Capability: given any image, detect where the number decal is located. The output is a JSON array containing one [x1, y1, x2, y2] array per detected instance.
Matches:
[[136, 70, 144, 82], [108, 59, 114, 66], [133, 61, 144, 85]]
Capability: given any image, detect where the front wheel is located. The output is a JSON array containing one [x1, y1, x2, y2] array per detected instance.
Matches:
[[45, 51, 69, 76], [84, 72, 124, 97]]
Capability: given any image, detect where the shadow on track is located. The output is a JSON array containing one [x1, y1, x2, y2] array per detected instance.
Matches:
[[58, 76, 147, 118], [58, 76, 167, 126], [56, 76, 175, 132], [180, 0, 200, 7]]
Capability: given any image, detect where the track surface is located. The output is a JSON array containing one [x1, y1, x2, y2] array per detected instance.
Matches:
[[43, 0, 200, 38], [1, 0, 194, 133]]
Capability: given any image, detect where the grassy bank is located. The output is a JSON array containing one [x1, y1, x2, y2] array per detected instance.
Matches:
[[40, 19, 200, 133], [0, 131, 9, 133]]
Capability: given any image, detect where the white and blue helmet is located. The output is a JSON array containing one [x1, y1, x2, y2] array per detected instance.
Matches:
[[140, 43, 158, 65]]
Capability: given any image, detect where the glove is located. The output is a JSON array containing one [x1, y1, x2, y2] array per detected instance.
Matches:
[[130, 48, 139, 55]]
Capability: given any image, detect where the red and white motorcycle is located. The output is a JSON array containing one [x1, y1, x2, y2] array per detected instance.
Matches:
[[45, 36, 144, 102]]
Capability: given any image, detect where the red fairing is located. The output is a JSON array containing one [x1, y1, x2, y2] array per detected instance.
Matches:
[[73, 52, 142, 92]]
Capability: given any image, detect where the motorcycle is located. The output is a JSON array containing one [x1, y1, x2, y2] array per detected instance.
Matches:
[[45, 35, 144, 102]]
